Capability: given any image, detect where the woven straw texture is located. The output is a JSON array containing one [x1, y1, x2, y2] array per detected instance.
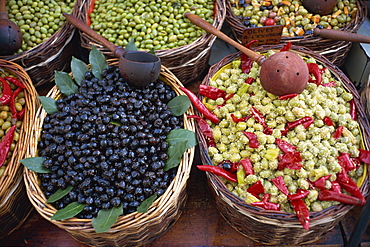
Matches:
[[196, 45, 370, 245], [23, 62, 196, 247], [0, 60, 38, 239], [225, 0, 368, 67], [0, 1, 84, 88], [78, 0, 226, 85]]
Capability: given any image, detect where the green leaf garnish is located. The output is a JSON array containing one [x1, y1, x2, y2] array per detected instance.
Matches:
[[20, 157, 50, 173], [38, 96, 59, 114], [54, 71, 78, 96], [166, 129, 197, 149], [71, 56, 88, 86], [90, 45, 108, 80], [164, 141, 188, 171], [51, 202, 85, 220], [125, 38, 138, 51], [167, 95, 190, 116], [92, 205, 123, 233], [46, 186, 73, 203], [137, 195, 157, 213]]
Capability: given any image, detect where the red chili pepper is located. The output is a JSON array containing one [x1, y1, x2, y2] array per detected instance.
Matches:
[[247, 180, 265, 198], [302, 118, 314, 129], [239, 158, 254, 175], [180, 87, 219, 124], [350, 99, 357, 121], [330, 181, 342, 193], [0, 77, 12, 106], [333, 126, 344, 139], [250, 106, 267, 128], [10, 87, 23, 123], [278, 93, 298, 100], [323, 116, 334, 126], [271, 176, 289, 195], [281, 127, 289, 136], [280, 42, 292, 52], [276, 138, 296, 153], [241, 40, 258, 74], [230, 114, 250, 123], [307, 63, 322, 85], [219, 160, 239, 174], [187, 115, 216, 147], [318, 189, 363, 205], [263, 127, 273, 135], [198, 84, 227, 100], [321, 81, 337, 87], [287, 189, 310, 201], [287, 116, 313, 129], [338, 153, 357, 171], [291, 199, 310, 230], [4, 77, 25, 89], [216, 93, 234, 108], [243, 131, 259, 148], [16, 108, 25, 121], [245, 77, 254, 84], [357, 149, 370, 164], [251, 193, 281, 211], [336, 168, 365, 204], [86, 0, 96, 26], [312, 175, 331, 190], [278, 151, 302, 170], [197, 165, 237, 182], [0, 124, 17, 167]]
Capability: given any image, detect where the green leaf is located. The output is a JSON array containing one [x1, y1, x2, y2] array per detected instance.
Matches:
[[92, 205, 123, 233], [125, 38, 138, 51], [20, 157, 50, 173], [167, 95, 190, 116], [166, 128, 197, 149], [46, 186, 73, 203], [38, 96, 59, 114], [137, 195, 157, 213], [51, 202, 85, 220], [54, 71, 78, 96], [90, 45, 108, 80], [164, 141, 188, 171], [71, 56, 88, 86]]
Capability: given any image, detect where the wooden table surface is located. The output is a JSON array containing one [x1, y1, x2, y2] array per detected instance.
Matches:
[[1, 145, 370, 246]]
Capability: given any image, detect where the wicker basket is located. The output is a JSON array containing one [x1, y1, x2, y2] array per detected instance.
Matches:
[[23, 61, 196, 247], [196, 45, 370, 245], [0, 1, 84, 88], [77, 0, 226, 85], [225, 0, 368, 67], [0, 60, 38, 239]]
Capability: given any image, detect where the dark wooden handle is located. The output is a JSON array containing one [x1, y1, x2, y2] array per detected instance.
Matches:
[[0, 0, 9, 20], [184, 12, 265, 65], [63, 12, 124, 57], [313, 28, 370, 43]]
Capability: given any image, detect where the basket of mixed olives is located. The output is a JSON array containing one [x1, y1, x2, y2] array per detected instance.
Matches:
[[77, 0, 226, 85], [0, 0, 81, 87], [191, 43, 370, 245], [22, 48, 196, 246], [225, 0, 368, 67], [0, 59, 38, 239]]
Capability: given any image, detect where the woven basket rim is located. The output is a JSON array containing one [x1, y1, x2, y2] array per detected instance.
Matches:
[[197, 44, 370, 223], [23, 63, 196, 233]]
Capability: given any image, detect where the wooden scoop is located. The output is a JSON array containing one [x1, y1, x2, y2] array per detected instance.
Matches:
[[185, 12, 309, 96], [0, 0, 22, 56], [313, 28, 370, 43], [63, 13, 161, 88]]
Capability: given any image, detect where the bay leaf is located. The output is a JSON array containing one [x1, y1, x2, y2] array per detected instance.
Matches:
[[92, 205, 123, 233], [71, 56, 88, 86], [90, 45, 108, 80], [164, 140, 188, 171], [166, 128, 197, 149], [137, 195, 157, 213], [38, 96, 58, 114], [51, 202, 85, 220], [46, 186, 73, 203], [20, 157, 50, 173], [54, 71, 78, 96], [167, 95, 190, 116]]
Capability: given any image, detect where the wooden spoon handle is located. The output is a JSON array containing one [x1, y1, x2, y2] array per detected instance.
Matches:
[[62, 12, 124, 57], [313, 28, 370, 43], [0, 0, 9, 19], [184, 12, 265, 65]]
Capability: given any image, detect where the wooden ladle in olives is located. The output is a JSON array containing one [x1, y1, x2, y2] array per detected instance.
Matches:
[[301, 0, 337, 15], [0, 0, 22, 56], [63, 13, 161, 88], [185, 12, 309, 96]]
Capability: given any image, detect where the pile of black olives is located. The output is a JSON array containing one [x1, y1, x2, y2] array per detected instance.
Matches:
[[38, 66, 184, 219]]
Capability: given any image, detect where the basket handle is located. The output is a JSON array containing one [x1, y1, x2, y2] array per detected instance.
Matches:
[[313, 28, 370, 43]]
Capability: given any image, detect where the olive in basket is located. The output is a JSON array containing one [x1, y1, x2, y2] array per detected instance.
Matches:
[[21, 48, 196, 232]]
